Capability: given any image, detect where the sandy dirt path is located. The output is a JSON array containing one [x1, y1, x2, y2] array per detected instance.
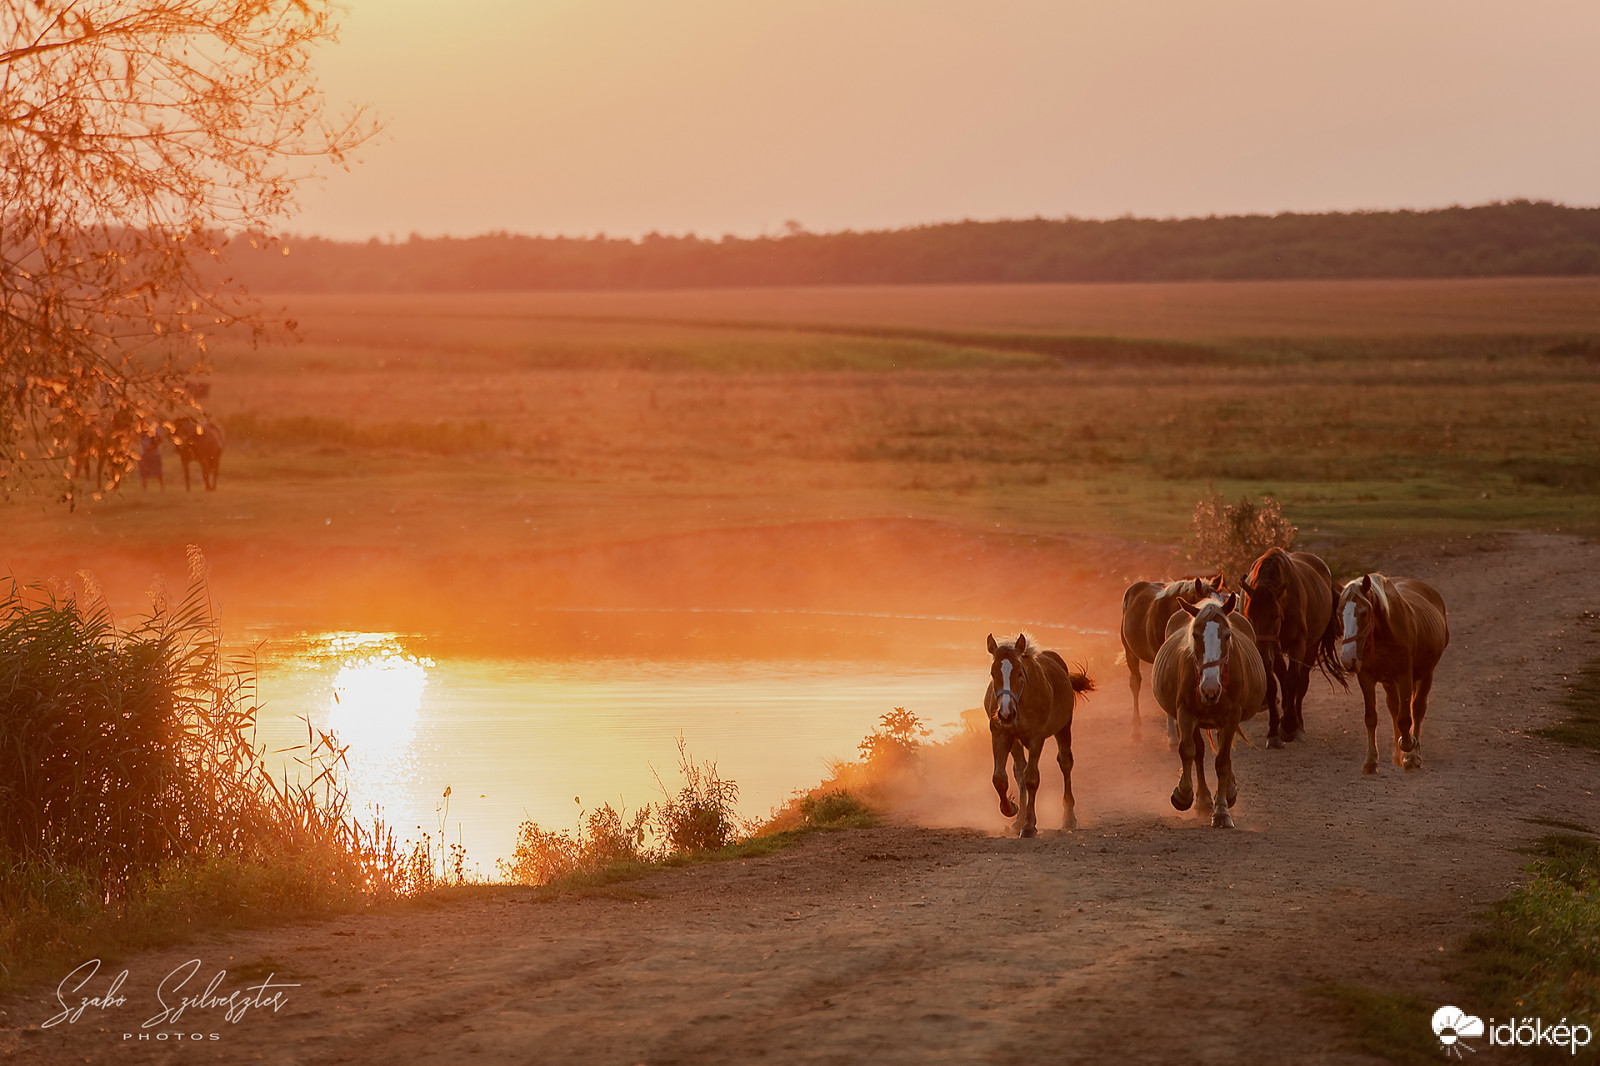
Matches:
[[4, 532, 1598, 1065]]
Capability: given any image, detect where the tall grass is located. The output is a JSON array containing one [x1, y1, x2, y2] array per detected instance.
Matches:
[[0, 550, 434, 991]]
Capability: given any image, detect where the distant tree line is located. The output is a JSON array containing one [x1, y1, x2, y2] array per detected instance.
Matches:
[[227, 201, 1600, 292]]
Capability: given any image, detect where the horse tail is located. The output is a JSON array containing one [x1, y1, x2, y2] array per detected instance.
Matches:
[[1312, 596, 1349, 690], [1068, 667, 1095, 697]]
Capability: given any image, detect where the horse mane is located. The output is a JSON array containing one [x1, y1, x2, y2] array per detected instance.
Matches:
[[996, 632, 1039, 659], [1366, 573, 1394, 617], [1247, 548, 1291, 589]]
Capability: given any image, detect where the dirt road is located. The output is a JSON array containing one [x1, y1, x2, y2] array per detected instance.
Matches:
[[4, 532, 1598, 1065]]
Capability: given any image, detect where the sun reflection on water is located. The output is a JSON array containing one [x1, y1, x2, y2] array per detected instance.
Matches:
[[318, 634, 432, 823]]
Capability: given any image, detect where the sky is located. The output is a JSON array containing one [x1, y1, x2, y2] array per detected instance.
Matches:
[[292, 0, 1600, 241]]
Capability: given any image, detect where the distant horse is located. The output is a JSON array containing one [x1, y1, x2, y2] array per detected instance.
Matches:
[[172, 418, 225, 491], [1336, 574, 1450, 773], [1238, 548, 1343, 747], [984, 633, 1095, 837], [138, 432, 164, 491], [1152, 594, 1267, 828], [1119, 573, 1225, 744]]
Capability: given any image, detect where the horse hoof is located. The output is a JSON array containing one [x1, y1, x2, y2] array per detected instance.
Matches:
[[1171, 789, 1193, 812], [1362, 762, 1378, 775], [1268, 736, 1285, 750], [1211, 808, 1234, 829], [1403, 754, 1422, 771], [999, 799, 1017, 818], [1399, 735, 1417, 753], [1062, 813, 1078, 831], [1020, 825, 1037, 839]]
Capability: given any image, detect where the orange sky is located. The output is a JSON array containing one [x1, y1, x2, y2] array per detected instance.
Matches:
[[295, 1, 1600, 240]]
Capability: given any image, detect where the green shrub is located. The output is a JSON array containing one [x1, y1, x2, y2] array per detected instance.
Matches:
[[652, 739, 744, 855]]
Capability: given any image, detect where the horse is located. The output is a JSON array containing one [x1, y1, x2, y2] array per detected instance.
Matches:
[[1152, 594, 1267, 828], [172, 418, 225, 491], [1119, 573, 1225, 744], [138, 432, 164, 491], [1336, 574, 1449, 773], [1238, 548, 1343, 748], [984, 633, 1095, 837]]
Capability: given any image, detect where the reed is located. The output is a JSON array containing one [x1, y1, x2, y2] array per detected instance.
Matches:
[[0, 549, 429, 992]]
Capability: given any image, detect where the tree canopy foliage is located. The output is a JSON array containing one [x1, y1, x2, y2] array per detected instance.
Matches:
[[230, 201, 1600, 293], [0, 0, 372, 501]]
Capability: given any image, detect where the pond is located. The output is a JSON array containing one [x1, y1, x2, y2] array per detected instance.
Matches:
[[243, 614, 1044, 872]]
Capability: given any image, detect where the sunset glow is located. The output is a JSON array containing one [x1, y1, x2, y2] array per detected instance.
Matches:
[[301, 0, 1600, 240]]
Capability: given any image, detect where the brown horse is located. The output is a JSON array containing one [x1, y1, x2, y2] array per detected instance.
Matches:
[[1119, 573, 1225, 743], [1238, 548, 1343, 748], [1152, 594, 1267, 828], [984, 633, 1095, 837], [172, 418, 225, 491], [1336, 574, 1449, 773]]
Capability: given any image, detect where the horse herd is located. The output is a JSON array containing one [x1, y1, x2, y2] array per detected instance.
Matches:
[[75, 417, 225, 493], [983, 547, 1451, 836]]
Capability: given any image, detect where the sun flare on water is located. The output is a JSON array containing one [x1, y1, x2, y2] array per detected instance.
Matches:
[[320, 635, 432, 820]]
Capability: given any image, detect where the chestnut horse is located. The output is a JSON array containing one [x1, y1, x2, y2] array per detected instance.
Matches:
[[1336, 574, 1449, 773], [172, 418, 225, 491], [1238, 548, 1343, 748], [1118, 573, 1225, 744], [984, 633, 1095, 837], [1152, 594, 1266, 828]]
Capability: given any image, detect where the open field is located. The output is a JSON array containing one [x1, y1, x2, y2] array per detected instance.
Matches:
[[3, 277, 1596, 642]]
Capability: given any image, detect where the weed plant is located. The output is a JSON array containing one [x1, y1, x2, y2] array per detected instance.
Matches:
[[0, 550, 436, 992]]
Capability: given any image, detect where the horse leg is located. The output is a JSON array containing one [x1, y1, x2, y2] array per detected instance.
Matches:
[[1171, 712, 1197, 812], [990, 729, 1017, 819], [1212, 720, 1237, 828], [1265, 651, 1285, 749], [1360, 674, 1380, 774], [1018, 740, 1045, 838], [1288, 662, 1312, 740], [1124, 639, 1143, 742], [1384, 682, 1406, 767], [1191, 722, 1213, 816], [1055, 725, 1076, 831], [1010, 741, 1027, 832], [1402, 671, 1428, 770], [1395, 672, 1416, 757]]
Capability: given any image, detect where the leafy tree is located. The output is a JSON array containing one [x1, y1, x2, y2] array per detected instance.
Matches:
[[0, 0, 374, 501]]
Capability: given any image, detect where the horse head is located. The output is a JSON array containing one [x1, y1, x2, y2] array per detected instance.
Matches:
[[1179, 593, 1238, 705], [1238, 549, 1290, 644], [986, 632, 1031, 726], [1337, 574, 1380, 673]]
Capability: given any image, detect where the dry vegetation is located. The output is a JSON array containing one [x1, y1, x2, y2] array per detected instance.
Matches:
[[1, 279, 1594, 646]]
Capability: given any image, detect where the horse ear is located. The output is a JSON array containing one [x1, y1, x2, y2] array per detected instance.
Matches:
[[1212, 571, 1226, 590], [986, 633, 998, 655], [1179, 601, 1200, 617], [1016, 633, 1028, 653], [1221, 592, 1237, 613], [1239, 577, 1256, 596], [1360, 574, 1372, 593]]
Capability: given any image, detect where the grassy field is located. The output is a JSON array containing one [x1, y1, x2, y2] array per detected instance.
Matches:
[[3, 277, 1597, 636]]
